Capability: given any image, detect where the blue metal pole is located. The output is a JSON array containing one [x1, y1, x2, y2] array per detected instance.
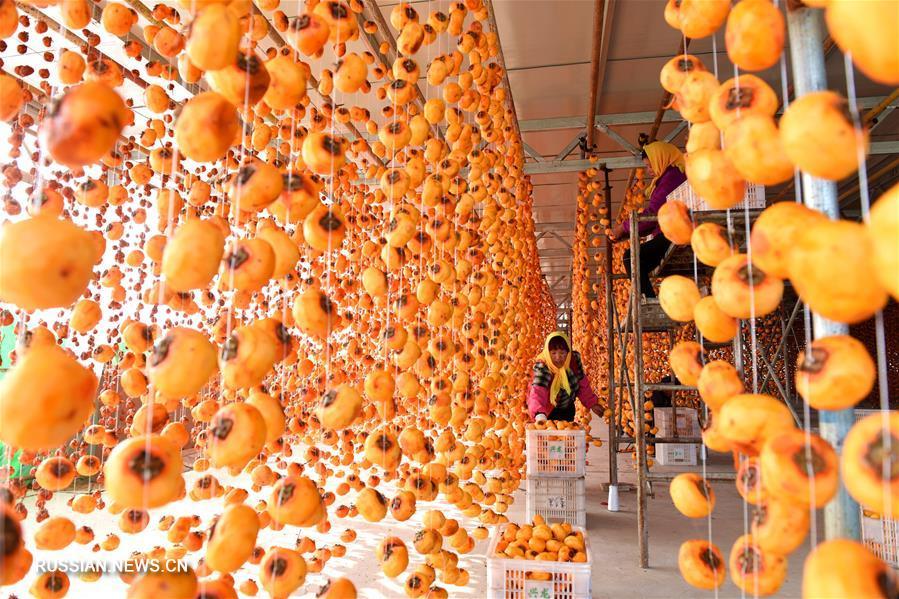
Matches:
[[785, 4, 861, 542]]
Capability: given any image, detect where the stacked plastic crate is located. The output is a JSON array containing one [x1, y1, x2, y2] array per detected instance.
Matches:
[[653, 407, 701, 466], [525, 428, 587, 527]]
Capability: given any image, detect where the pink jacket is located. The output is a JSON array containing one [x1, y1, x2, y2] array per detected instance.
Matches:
[[526, 360, 599, 419]]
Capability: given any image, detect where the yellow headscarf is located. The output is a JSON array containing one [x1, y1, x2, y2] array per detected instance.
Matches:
[[643, 141, 685, 198], [535, 331, 572, 406]]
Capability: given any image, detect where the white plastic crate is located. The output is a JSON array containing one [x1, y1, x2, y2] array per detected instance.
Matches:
[[526, 477, 586, 528], [667, 180, 690, 204], [487, 524, 592, 599], [526, 429, 586, 478], [861, 508, 899, 568], [655, 442, 697, 466], [854, 409, 896, 421], [668, 180, 765, 212], [855, 410, 899, 568], [653, 408, 699, 466], [653, 407, 700, 438]]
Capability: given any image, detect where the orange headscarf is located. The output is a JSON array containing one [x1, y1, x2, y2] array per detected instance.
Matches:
[[644, 141, 685, 198]]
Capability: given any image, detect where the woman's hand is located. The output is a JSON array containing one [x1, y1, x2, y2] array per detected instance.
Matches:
[[609, 225, 628, 243]]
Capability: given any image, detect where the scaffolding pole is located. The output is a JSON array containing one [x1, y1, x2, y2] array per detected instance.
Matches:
[[614, 193, 807, 567], [603, 167, 620, 512], [629, 216, 649, 568], [786, 4, 860, 541]]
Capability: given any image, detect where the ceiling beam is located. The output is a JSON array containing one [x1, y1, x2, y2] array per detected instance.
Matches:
[[663, 121, 689, 143], [351, 110, 674, 140], [871, 140, 899, 154], [548, 230, 572, 249], [524, 155, 643, 175], [540, 246, 603, 255], [520, 95, 895, 133], [870, 107, 896, 132], [554, 131, 586, 161], [549, 274, 570, 291], [522, 111, 680, 132], [838, 155, 899, 208], [365, 138, 896, 185], [595, 122, 640, 155], [535, 221, 576, 229], [523, 142, 546, 162]]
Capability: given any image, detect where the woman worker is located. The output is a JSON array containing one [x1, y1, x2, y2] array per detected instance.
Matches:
[[526, 331, 602, 422], [607, 141, 687, 298]]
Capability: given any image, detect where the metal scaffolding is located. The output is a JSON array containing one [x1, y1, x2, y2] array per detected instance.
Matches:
[[600, 194, 812, 567]]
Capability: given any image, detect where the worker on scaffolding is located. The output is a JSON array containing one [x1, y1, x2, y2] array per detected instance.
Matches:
[[527, 331, 602, 422], [608, 141, 687, 298]]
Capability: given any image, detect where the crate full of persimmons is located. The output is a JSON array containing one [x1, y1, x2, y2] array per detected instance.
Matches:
[[487, 516, 592, 599]]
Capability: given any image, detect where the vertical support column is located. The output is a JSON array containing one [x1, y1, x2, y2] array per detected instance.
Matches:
[[630, 216, 649, 567], [786, 4, 860, 542], [669, 329, 679, 441], [603, 167, 619, 511]]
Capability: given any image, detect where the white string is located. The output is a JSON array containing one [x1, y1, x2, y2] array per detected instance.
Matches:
[[843, 50, 893, 527], [710, 28, 752, 599]]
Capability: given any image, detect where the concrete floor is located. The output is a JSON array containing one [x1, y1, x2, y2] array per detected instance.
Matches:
[[517, 413, 815, 599], [6, 466, 498, 598], [6, 412, 822, 598]]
